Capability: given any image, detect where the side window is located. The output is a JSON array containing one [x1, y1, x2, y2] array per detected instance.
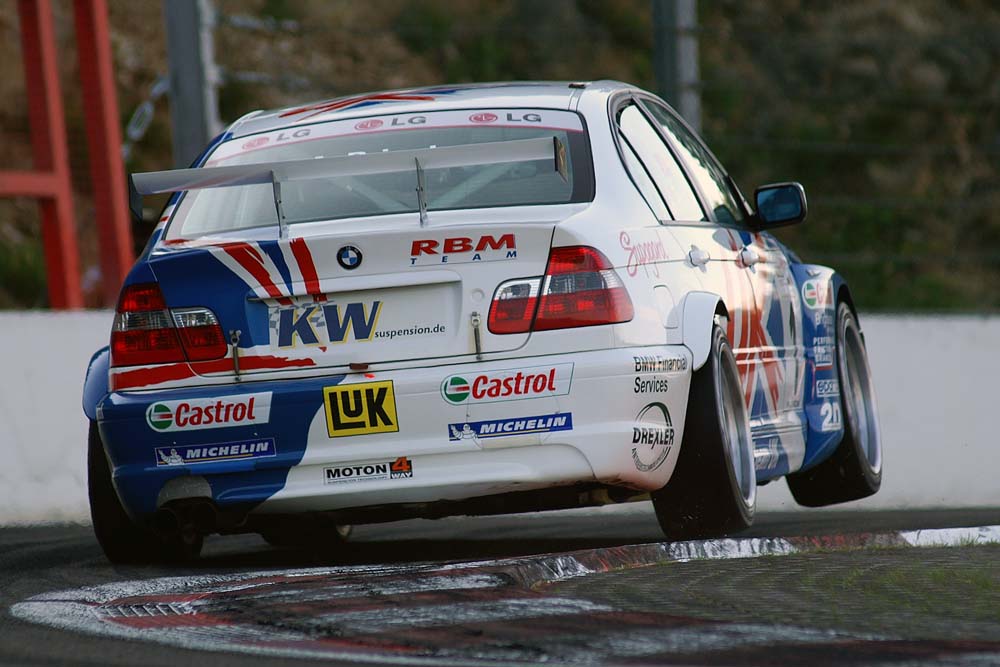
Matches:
[[642, 101, 745, 226], [617, 105, 706, 222], [619, 139, 670, 220]]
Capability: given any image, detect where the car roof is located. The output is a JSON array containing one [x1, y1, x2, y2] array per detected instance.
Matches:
[[226, 80, 635, 138]]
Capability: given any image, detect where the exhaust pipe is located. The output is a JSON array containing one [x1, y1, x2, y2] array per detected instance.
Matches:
[[153, 507, 180, 536], [153, 499, 219, 537]]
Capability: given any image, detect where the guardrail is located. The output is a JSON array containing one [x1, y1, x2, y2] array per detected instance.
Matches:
[[0, 312, 995, 524]]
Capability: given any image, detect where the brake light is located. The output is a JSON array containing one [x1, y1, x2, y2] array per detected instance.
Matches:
[[111, 283, 227, 367], [488, 246, 633, 334]]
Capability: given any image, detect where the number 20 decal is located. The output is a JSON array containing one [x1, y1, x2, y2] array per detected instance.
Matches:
[[820, 402, 842, 432]]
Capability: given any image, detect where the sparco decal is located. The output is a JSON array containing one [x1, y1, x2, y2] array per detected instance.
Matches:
[[441, 363, 573, 405], [145, 393, 271, 432], [324, 456, 413, 484], [410, 234, 516, 266], [155, 438, 276, 466], [634, 354, 688, 373], [448, 413, 572, 441], [620, 231, 668, 278], [631, 402, 674, 472], [816, 378, 839, 398]]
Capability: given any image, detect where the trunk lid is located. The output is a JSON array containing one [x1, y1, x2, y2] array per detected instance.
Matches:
[[150, 213, 564, 378]]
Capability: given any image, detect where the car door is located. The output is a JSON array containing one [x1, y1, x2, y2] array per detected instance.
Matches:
[[637, 97, 806, 475]]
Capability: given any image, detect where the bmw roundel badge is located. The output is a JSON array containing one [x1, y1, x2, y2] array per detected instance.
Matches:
[[336, 245, 362, 270]]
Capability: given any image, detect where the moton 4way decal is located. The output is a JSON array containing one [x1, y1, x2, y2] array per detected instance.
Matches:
[[145, 393, 271, 432]]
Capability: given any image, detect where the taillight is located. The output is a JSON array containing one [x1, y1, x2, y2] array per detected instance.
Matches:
[[111, 283, 227, 367], [488, 246, 633, 334]]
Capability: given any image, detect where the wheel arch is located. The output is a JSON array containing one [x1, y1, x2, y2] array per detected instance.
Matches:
[[681, 291, 729, 371], [83, 346, 110, 421]]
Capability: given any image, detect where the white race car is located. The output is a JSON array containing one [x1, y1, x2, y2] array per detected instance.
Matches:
[[84, 81, 881, 561]]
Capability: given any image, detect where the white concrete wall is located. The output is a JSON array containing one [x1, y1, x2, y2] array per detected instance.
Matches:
[[0, 312, 997, 524]]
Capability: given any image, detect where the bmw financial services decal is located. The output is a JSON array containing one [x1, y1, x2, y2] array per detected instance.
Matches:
[[631, 402, 674, 472]]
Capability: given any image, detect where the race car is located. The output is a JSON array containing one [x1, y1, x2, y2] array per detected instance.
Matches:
[[84, 81, 882, 562]]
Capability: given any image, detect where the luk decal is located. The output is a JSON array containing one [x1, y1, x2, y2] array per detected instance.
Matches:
[[634, 376, 669, 394], [324, 456, 413, 484], [323, 381, 398, 438], [441, 363, 573, 405], [155, 438, 276, 467], [632, 402, 674, 472], [409, 234, 516, 266], [634, 354, 688, 373], [448, 412, 572, 441], [145, 393, 271, 432], [620, 231, 668, 278], [801, 279, 831, 309], [816, 378, 839, 398]]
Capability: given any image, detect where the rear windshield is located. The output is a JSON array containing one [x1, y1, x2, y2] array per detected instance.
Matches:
[[165, 108, 593, 240]]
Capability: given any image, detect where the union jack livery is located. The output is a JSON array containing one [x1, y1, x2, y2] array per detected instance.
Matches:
[[83, 82, 882, 562]]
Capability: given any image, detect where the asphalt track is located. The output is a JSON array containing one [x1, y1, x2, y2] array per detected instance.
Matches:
[[2, 507, 999, 666]]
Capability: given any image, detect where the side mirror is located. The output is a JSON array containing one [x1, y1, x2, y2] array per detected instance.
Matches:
[[128, 175, 144, 225], [754, 182, 807, 228]]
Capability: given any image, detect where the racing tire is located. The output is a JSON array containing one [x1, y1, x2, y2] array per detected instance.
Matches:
[[651, 322, 756, 539], [88, 421, 203, 564], [787, 302, 882, 506]]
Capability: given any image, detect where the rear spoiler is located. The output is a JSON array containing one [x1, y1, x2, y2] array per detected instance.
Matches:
[[130, 136, 569, 235]]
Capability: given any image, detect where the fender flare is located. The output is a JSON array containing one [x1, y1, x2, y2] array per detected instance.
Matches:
[[681, 291, 729, 371], [82, 346, 110, 421]]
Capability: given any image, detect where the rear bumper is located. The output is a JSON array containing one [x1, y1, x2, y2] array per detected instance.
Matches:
[[98, 345, 692, 521]]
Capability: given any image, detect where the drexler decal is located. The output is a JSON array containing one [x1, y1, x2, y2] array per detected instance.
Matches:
[[448, 412, 573, 441], [632, 402, 674, 472], [324, 456, 413, 484], [323, 381, 399, 438], [155, 438, 276, 466], [145, 393, 271, 432]]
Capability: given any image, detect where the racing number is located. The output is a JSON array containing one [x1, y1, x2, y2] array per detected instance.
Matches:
[[390, 456, 412, 474], [323, 381, 399, 438]]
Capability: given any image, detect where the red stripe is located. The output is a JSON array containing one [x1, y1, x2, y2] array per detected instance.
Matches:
[[290, 237, 326, 302], [222, 243, 292, 306], [111, 355, 316, 390]]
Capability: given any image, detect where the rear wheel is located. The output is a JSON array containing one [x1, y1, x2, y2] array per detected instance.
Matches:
[[651, 322, 756, 539], [787, 302, 882, 506], [88, 421, 202, 563]]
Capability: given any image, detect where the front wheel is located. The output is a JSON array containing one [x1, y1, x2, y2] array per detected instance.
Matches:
[[787, 302, 882, 506], [651, 322, 756, 539]]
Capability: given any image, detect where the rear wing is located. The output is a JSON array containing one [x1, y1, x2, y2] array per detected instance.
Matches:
[[131, 136, 569, 235]]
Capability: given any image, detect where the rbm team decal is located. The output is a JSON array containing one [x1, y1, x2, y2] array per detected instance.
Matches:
[[323, 381, 399, 438]]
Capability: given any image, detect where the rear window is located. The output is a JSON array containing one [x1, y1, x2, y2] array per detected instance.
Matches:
[[165, 108, 593, 240]]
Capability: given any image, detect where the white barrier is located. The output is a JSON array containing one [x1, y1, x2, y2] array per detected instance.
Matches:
[[0, 312, 997, 524]]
